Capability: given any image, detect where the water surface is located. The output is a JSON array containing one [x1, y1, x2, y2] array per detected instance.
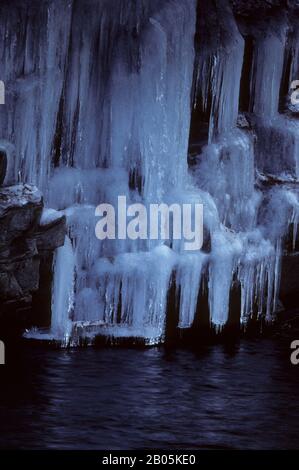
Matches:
[[0, 339, 298, 449]]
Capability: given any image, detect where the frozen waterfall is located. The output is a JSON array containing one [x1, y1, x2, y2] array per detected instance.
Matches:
[[1, 0, 299, 345]]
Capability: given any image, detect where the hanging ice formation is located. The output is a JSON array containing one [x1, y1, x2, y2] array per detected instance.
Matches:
[[0, 0, 298, 345]]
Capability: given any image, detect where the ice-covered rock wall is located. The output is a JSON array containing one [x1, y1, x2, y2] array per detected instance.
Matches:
[[191, 0, 299, 328], [0, 0, 299, 345]]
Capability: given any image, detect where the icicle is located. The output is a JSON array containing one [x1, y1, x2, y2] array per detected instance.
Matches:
[[194, 0, 244, 140], [208, 229, 242, 327], [51, 236, 75, 343], [90, 246, 177, 344], [191, 130, 260, 230], [176, 252, 207, 328], [249, 20, 287, 118]]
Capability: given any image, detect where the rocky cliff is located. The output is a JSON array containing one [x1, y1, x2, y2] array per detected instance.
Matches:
[[0, 177, 66, 337]]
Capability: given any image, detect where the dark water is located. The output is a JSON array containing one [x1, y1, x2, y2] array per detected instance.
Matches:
[[0, 338, 299, 450]]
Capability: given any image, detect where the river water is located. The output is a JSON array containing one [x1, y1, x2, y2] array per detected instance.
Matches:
[[0, 338, 298, 450]]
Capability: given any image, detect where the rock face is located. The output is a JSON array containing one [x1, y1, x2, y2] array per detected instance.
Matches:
[[0, 151, 7, 186], [0, 184, 66, 332], [230, 0, 299, 16], [280, 253, 299, 308]]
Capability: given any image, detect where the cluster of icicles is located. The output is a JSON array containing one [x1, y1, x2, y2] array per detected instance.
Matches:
[[0, 0, 298, 344]]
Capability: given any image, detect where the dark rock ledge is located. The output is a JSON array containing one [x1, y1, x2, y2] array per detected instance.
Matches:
[[0, 183, 66, 337]]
